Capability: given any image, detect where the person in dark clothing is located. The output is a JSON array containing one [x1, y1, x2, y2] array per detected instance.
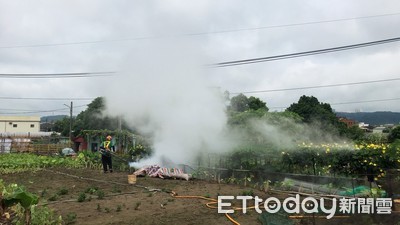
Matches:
[[100, 135, 114, 173]]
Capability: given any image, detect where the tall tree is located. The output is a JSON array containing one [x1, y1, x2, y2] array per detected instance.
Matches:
[[53, 117, 70, 136], [388, 126, 400, 142], [230, 93, 268, 112], [72, 97, 129, 136], [248, 96, 268, 111], [286, 95, 364, 139], [286, 95, 337, 124], [230, 93, 249, 112]]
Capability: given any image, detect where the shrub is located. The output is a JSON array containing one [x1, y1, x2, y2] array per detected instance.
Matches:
[[77, 193, 86, 202]]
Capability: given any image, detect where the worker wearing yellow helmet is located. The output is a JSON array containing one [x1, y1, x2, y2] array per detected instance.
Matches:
[[100, 135, 114, 173]]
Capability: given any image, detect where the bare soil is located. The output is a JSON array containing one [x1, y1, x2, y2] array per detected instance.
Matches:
[[1, 168, 399, 225]]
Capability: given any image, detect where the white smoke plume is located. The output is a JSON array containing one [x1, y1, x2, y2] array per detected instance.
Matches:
[[103, 40, 229, 167], [101, 37, 351, 168], [246, 115, 352, 150]]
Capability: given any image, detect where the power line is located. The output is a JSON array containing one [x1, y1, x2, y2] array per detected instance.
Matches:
[[0, 106, 78, 112], [1, 12, 400, 49], [211, 36, 400, 67], [185, 12, 400, 36], [0, 72, 115, 78], [0, 108, 63, 112], [0, 104, 88, 115], [0, 109, 68, 114], [0, 72, 113, 76], [230, 77, 400, 94], [269, 97, 400, 109], [0, 96, 94, 101], [331, 98, 400, 105]]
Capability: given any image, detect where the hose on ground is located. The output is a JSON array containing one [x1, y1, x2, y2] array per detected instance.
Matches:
[[170, 191, 264, 225]]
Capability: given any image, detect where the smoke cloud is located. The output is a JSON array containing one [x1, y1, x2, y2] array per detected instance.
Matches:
[[227, 112, 352, 153], [103, 40, 230, 166], [249, 118, 351, 150], [102, 39, 351, 168]]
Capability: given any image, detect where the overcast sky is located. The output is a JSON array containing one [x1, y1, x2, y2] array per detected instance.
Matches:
[[1, 0, 400, 117]]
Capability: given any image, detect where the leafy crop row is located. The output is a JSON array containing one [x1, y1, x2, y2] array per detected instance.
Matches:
[[0, 151, 102, 174], [222, 140, 400, 179]]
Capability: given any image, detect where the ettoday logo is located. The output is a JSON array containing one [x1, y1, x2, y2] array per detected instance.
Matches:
[[218, 195, 393, 219]]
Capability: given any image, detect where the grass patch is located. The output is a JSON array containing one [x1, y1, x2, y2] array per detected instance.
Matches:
[[96, 189, 105, 199], [57, 188, 69, 195], [77, 193, 86, 202], [134, 202, 141, 210], [65, 212, 77, 225], [48, 194, 58, 201]]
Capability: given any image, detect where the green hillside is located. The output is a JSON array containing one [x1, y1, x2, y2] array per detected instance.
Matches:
[[40, 115, 67, 123], [336, 111, 400, 126]]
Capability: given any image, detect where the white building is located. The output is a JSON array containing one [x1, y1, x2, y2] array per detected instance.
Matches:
[[372, 126, 386, 134], [358, 122, 369, 128], [0, 116, 40, 133]]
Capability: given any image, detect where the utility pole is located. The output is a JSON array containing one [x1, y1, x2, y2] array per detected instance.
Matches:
[[118, 115, 122, 152], [69, 101, 73, 143], [64, 101, 73, 146]]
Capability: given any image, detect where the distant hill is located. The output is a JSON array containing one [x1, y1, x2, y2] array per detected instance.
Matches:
[[336, 111, 400, 126], [40, 115, 67, 123]]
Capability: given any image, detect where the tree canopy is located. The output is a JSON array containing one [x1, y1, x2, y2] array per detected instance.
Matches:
[[286, 95, 336, 124], [286, 95, 365, 139], [53, 117, 70, 136], [53, 97, 130, 137], [74, 97, 112, 133], [388, 126, 400, 142], [229, 93, 268, 112]]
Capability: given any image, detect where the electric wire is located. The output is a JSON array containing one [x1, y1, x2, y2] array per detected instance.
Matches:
[[1, 12, 400, 49], [331, 97, 400, 105], [269, 97, 400, 109], [0, 104, 88, 115], [0, 96, 94, 101], [184, 12, 400, 35], [2, 37, 400, 79], [0, 72, 115, 78], [1, 76, 400, 113], [211, 36, 400, 67], [230, 77, 400, 94]]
